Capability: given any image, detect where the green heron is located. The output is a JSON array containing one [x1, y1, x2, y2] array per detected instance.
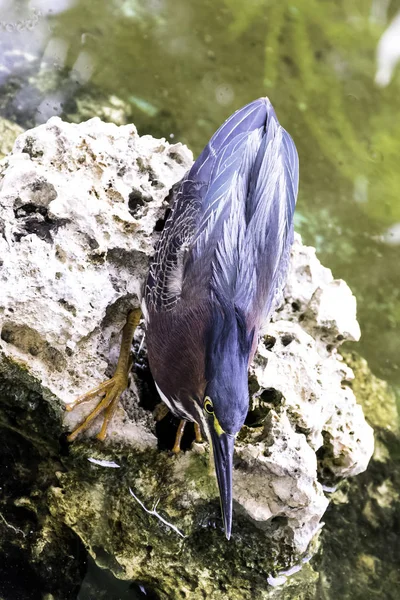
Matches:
[[67, 97, 299, 539]]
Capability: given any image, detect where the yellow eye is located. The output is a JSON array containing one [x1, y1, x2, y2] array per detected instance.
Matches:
[[204, 397, 214, 414]]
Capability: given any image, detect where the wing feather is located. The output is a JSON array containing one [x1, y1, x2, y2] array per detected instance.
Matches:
[[144, 97, 299, 329]]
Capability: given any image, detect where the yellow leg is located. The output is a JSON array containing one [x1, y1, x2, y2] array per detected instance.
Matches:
[[172, 420, 186, 454], [194, 423, 202, 443], [66, 308, 141, 442]]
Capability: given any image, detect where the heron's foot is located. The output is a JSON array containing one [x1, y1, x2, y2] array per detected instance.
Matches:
[[171, 421, 203, 453], [66, 371, 130, 442], [155, 407, 202, 453], [66, 307, 142, 442], [172, 420, 186, 454]]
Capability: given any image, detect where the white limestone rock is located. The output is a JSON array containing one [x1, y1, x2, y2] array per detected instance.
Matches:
[[234, 411, 329, 554], [0, 116, 192, 447], [251, 319, 373, 473], [0, 116, 374, 557]]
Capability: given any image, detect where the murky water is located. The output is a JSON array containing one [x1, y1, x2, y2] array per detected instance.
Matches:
[[0, 0, 399, 598]]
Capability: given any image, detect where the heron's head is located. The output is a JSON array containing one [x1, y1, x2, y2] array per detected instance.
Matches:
[[200, 300, 253, 539], [201, 376, 248, 540]]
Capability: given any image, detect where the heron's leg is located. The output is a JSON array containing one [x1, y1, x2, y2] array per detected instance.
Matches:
[[194, 423, 202, 443], [66, 308, 141, 442], [172, 420, 186, 454]]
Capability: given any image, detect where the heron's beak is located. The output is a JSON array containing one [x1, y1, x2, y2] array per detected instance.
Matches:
[[209, 427, 235, 540]]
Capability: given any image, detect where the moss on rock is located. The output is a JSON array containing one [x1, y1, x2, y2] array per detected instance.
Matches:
[[0, 118, 22, 159], [342, 351, 399, 433], [314, 352, 400, 599], [47, 439, 318, 599]]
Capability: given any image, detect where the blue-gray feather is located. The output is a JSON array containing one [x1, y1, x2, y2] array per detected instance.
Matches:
[[144, 98, 298, 539], [145, 97, 298, 345]]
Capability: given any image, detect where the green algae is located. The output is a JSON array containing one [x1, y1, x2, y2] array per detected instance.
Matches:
[[0, 327, 394, 598], [47, 439, 307, 599], [0, 354, 64, 450], [0, 425, 86, 599], [184, 451, 218, 499], [0, 118, 22, 159], [343, 351, 399, 433]]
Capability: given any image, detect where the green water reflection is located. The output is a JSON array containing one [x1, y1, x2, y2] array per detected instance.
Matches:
[[47, 0, 400, 385], [1, 0, 399, 381]]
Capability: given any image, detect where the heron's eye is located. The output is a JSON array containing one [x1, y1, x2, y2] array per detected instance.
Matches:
[[204, 397, 214, 414]]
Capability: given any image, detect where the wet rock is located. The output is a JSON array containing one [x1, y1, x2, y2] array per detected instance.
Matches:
[[0, 117, 374, 598], [314, 352, 400, 600], [0, 427, 86, 600]]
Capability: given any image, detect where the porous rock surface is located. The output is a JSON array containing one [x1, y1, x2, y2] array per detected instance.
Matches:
[[0, 116, 192, 447], [0, 117, 374, 599]]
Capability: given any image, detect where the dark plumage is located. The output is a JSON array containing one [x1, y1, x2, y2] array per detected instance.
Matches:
[[143, 97, 299, 539]]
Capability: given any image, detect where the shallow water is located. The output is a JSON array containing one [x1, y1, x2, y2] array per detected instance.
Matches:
[[0, 0, 399, 598]]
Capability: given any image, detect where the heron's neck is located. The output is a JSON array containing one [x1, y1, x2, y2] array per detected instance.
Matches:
[[205, 301, 252, 383], [204, 303, 251, 434]]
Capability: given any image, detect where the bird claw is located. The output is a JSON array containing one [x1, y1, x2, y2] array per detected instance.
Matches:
[[66, 307, 142, 443], [66, 372, 128, 442]]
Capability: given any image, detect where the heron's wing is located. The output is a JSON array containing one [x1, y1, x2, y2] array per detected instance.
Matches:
[[180, 99, 274, 298], [145, 97, 298, 326], [185, 98, 299, 332], [145, 98, 270, 312], [227, 112, 299, 330], [144, 178, 203, 311]]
